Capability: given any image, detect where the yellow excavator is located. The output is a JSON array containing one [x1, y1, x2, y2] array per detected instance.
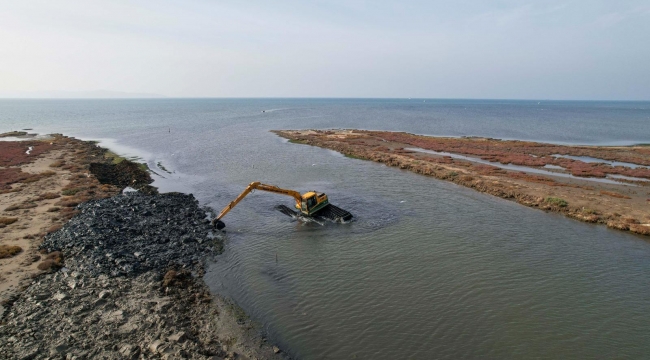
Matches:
[[212, 181, 353, 229]]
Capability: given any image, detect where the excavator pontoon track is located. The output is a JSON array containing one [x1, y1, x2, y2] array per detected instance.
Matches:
[[275, 204, 353, 223]]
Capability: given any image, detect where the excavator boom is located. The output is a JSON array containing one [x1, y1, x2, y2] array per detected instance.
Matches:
[[215, 182, 302, 222]]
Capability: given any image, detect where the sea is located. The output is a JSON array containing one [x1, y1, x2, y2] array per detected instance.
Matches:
[[2, 98, 650, 359]]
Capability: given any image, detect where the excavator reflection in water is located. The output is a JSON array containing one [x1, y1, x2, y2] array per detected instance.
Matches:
[[212, 181, 353, 229]]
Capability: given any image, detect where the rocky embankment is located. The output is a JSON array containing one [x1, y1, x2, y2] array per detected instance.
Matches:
[[1, 192, 284, 359], [0, 133, 285, 360]]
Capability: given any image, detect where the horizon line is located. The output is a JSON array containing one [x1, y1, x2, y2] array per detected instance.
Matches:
[[1, 96, 649, 102]]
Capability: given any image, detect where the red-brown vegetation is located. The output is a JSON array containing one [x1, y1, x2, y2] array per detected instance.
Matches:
[[472, 164, 504, 176], [0, 141, 55, 166], [0, 168, 56, 190], [275, 129, 650, 237], [367, 131, 650, 179]]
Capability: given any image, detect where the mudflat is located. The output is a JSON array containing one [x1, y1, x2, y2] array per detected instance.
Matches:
[[274, 129, 650, 237]]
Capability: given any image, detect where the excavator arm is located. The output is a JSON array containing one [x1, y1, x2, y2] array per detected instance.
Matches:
[[212, 182, 304, 229]]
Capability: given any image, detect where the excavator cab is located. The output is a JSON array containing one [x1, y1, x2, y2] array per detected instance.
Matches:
[[299, 192, 329, 215]]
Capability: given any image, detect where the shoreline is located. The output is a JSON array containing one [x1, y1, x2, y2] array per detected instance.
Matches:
[[0, 132, 285, 359], [273, 129, 650, 237]]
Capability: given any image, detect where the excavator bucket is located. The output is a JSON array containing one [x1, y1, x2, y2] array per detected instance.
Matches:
[[213, 219, 226, 230]]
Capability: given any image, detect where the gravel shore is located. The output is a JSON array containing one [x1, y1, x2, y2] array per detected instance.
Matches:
[[1, 179, 286, 358]]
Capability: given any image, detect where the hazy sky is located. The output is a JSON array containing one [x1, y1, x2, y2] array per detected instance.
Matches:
[[1, 1, 649, 99]]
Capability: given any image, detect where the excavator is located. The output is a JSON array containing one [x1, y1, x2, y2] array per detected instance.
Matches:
[[212, 181, 353, 229]]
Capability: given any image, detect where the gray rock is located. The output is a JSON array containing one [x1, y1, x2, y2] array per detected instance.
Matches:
[[168, 331, 187, 343], [40, 193, 217, 277], [18, 346, 40, 360], [119, 344, 140, 359], [53, 292, 69, 301], [50, 341, 68, 356], [149, 340, 163, 353], [0, 192, 283, 360], [33, 292, 50, 301]]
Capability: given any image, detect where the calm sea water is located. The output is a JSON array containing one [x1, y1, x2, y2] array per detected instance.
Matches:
[[2, 99, 650, 359]]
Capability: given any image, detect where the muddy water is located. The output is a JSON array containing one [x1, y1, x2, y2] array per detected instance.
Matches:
[[2, 99, 650, 359], [203, 136, 650, 359]]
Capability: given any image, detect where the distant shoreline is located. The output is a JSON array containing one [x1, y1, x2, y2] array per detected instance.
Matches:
[[1, 97, 649, 101]]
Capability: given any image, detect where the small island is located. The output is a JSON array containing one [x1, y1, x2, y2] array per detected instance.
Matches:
[[274, 129, 650, 236]]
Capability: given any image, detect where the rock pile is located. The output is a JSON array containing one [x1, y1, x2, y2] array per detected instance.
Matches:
[[40, 192, 220, 277], [0, 192, 284, 359]]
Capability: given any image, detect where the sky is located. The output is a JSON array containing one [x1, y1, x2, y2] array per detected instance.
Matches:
[[0, 0, 649, 100]]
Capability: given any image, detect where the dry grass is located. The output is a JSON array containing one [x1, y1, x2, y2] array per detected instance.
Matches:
[[600, 190, 632, 199], [0, 187, 22, 195], [37, 251, 64, 271], [163, 269, 178, 287], [61, 188, 82, 196], [630, 224, 650, 235], [162, 269, 192, 288], [37, 192, 61, 201], [545, 197, 568, 207], [20, 170, 57, 184], [4, 202, 37, 211], [0, 217, 18, 226], [46, 224, 63, 234], [49, 159, 65, 167], [59, 207, 79, 221], [622, 218, 640, 224], [0, 245, 23, 259], [61, 164, 82, 171], [54, 198, 82, 208]]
